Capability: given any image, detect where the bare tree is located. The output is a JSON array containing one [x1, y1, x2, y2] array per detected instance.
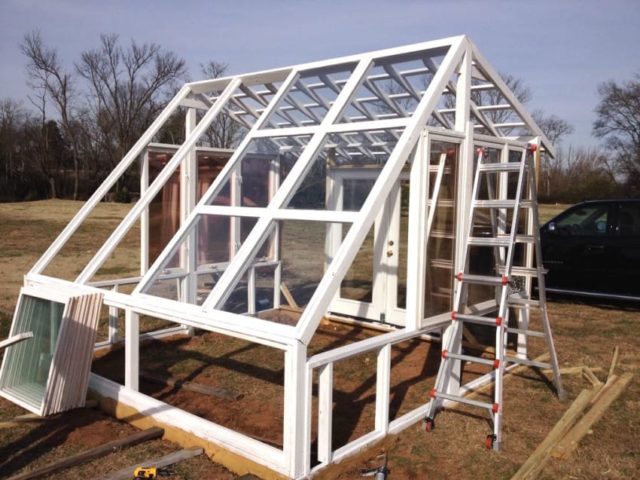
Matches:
[[593, 74, 640, 192], [532, 110, 575, 198], [532, 110, 574, 145], [22, 31, 80, 198], [200, 61, 244, 148], [76, 34, 187, 172]]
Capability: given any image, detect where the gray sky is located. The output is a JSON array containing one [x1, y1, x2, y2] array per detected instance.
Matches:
[[1, 0, 639, 148]]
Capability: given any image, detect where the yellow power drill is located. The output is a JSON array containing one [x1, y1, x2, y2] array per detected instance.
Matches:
[[133, 466, 173, 479]]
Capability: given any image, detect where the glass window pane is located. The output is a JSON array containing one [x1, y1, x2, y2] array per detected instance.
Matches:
[[555, 205, 609, 236], [208, 136, 311, 208], [260, 64, 357, 129], [0, 295, 64, 410], [218, 219, 348, 325], [340, 226, 374, 303], [616, 203, 640, 236], [286, 129, 405, 210], [338, 47, 449, 123], [425, 142, 458, 317], [143, 214, 258, 304]]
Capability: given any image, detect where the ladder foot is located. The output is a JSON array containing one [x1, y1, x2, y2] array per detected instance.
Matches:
[[424, 417, 435, 432], [485, 434, 498, 450], [557, 388, 568, 402]]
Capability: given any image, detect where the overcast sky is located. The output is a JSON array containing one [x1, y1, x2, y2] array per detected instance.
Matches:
[[1, 0, 639, 148]]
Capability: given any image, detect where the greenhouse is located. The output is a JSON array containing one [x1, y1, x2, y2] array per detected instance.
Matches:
[[0, 35, 564, 479]]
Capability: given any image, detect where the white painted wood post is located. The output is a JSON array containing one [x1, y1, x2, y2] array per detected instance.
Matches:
[[375, 344, 391, 433], [140, 151, 150, 275], [448, 44, 473, 396], [405, 132, 428, 330], [283, 341, 308, 477], [124, 309, 139, 391], [181, 108, 197, 334], [108, 284, 119, 344], [317, 362, 333, 464]]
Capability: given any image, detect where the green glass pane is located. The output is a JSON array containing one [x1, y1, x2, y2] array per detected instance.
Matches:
[[0, 295, 64, 410]]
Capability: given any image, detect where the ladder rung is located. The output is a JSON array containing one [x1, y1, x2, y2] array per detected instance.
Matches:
[[468, 235, 535, 248], [456, 273, 508, 286], [429, 259, 453, 269], [509, 296, 540, 307], [505, 356, 551, 369], [429, 292, 451, 299], [506, 327, 546, 338], [468, 237, 510, 247], [428, 165, 452, 173], [478, 162, 522, 172], [431, 390, 498, 412], [426, 200, 454, 208], [498, 266, 545, 277], [452, 311, 504, 327], [433, 286, 452, 295], [513, 235, 536, 243], [473, 200, 533, 209], [443, 350, 499, 368], [430, 230, 454, 239]]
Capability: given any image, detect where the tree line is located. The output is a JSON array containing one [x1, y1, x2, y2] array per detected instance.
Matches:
[[0, 32, 236, 202], [0, 32, 638, 203]]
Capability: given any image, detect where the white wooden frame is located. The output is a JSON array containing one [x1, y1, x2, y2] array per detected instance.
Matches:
[[15, 36, 557, 479]]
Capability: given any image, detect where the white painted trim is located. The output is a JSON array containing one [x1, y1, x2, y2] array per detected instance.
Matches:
[[88, 374, 288, 475]]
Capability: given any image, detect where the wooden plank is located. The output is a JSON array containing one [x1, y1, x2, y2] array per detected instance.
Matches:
[[280, 282, 299, 309], [140, 370, 243, 401], [511, 387, 601, 480], [6, 427, 164, 480], [101, 447, 203, 480], [608, 345, 620, 381], [0, 400, 98, 429], [582, 366, 603, 388], [551, 373, 633, 460], [542, 366, 604, 376], [589, 374, 618, 407]]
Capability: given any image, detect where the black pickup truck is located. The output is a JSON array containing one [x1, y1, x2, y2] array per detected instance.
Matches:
[[540, 199, 640, 300]]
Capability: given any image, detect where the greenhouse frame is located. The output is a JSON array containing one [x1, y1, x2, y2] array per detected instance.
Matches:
[[0, 35, 563, 479]]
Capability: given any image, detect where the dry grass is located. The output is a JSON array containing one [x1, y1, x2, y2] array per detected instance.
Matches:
[[0, 200, 638, 480]]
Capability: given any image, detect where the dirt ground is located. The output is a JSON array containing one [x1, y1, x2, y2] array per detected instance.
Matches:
[[0, 200, 638, 479]]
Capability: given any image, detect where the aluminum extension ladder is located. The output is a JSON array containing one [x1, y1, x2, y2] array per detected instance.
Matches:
[[424, 144, 566, 450]]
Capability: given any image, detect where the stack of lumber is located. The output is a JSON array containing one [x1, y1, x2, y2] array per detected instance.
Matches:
[[512, 346, 632, 479], [41, 292, 104, 415]]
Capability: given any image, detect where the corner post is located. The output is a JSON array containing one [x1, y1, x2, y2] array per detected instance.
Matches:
[[283, 341, 309, 477], [124, 309, 139, 391], [449, 41, 473, 396]]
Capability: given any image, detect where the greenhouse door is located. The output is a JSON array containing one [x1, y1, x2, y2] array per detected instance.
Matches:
[[328, 170, 409, 327]]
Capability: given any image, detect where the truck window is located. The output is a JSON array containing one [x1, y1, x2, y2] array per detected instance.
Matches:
[[553, 205, 609, 236], [615, 203, 640, 236]]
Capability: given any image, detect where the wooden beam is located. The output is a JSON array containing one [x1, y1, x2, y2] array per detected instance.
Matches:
[[551, 373, 633, 460], [582, 366, 603, 388], [102, 447, 203, 480], [511, 387, 601, 480], [607, 345, 620, 381], [0, 400, 98, 429], [6, 427, 164, 480], [280, 282, 299, 310], [140, 370, 242, 401]]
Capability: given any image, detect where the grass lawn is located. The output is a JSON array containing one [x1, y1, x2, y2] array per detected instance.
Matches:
[[0, 199, 638, 479]]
